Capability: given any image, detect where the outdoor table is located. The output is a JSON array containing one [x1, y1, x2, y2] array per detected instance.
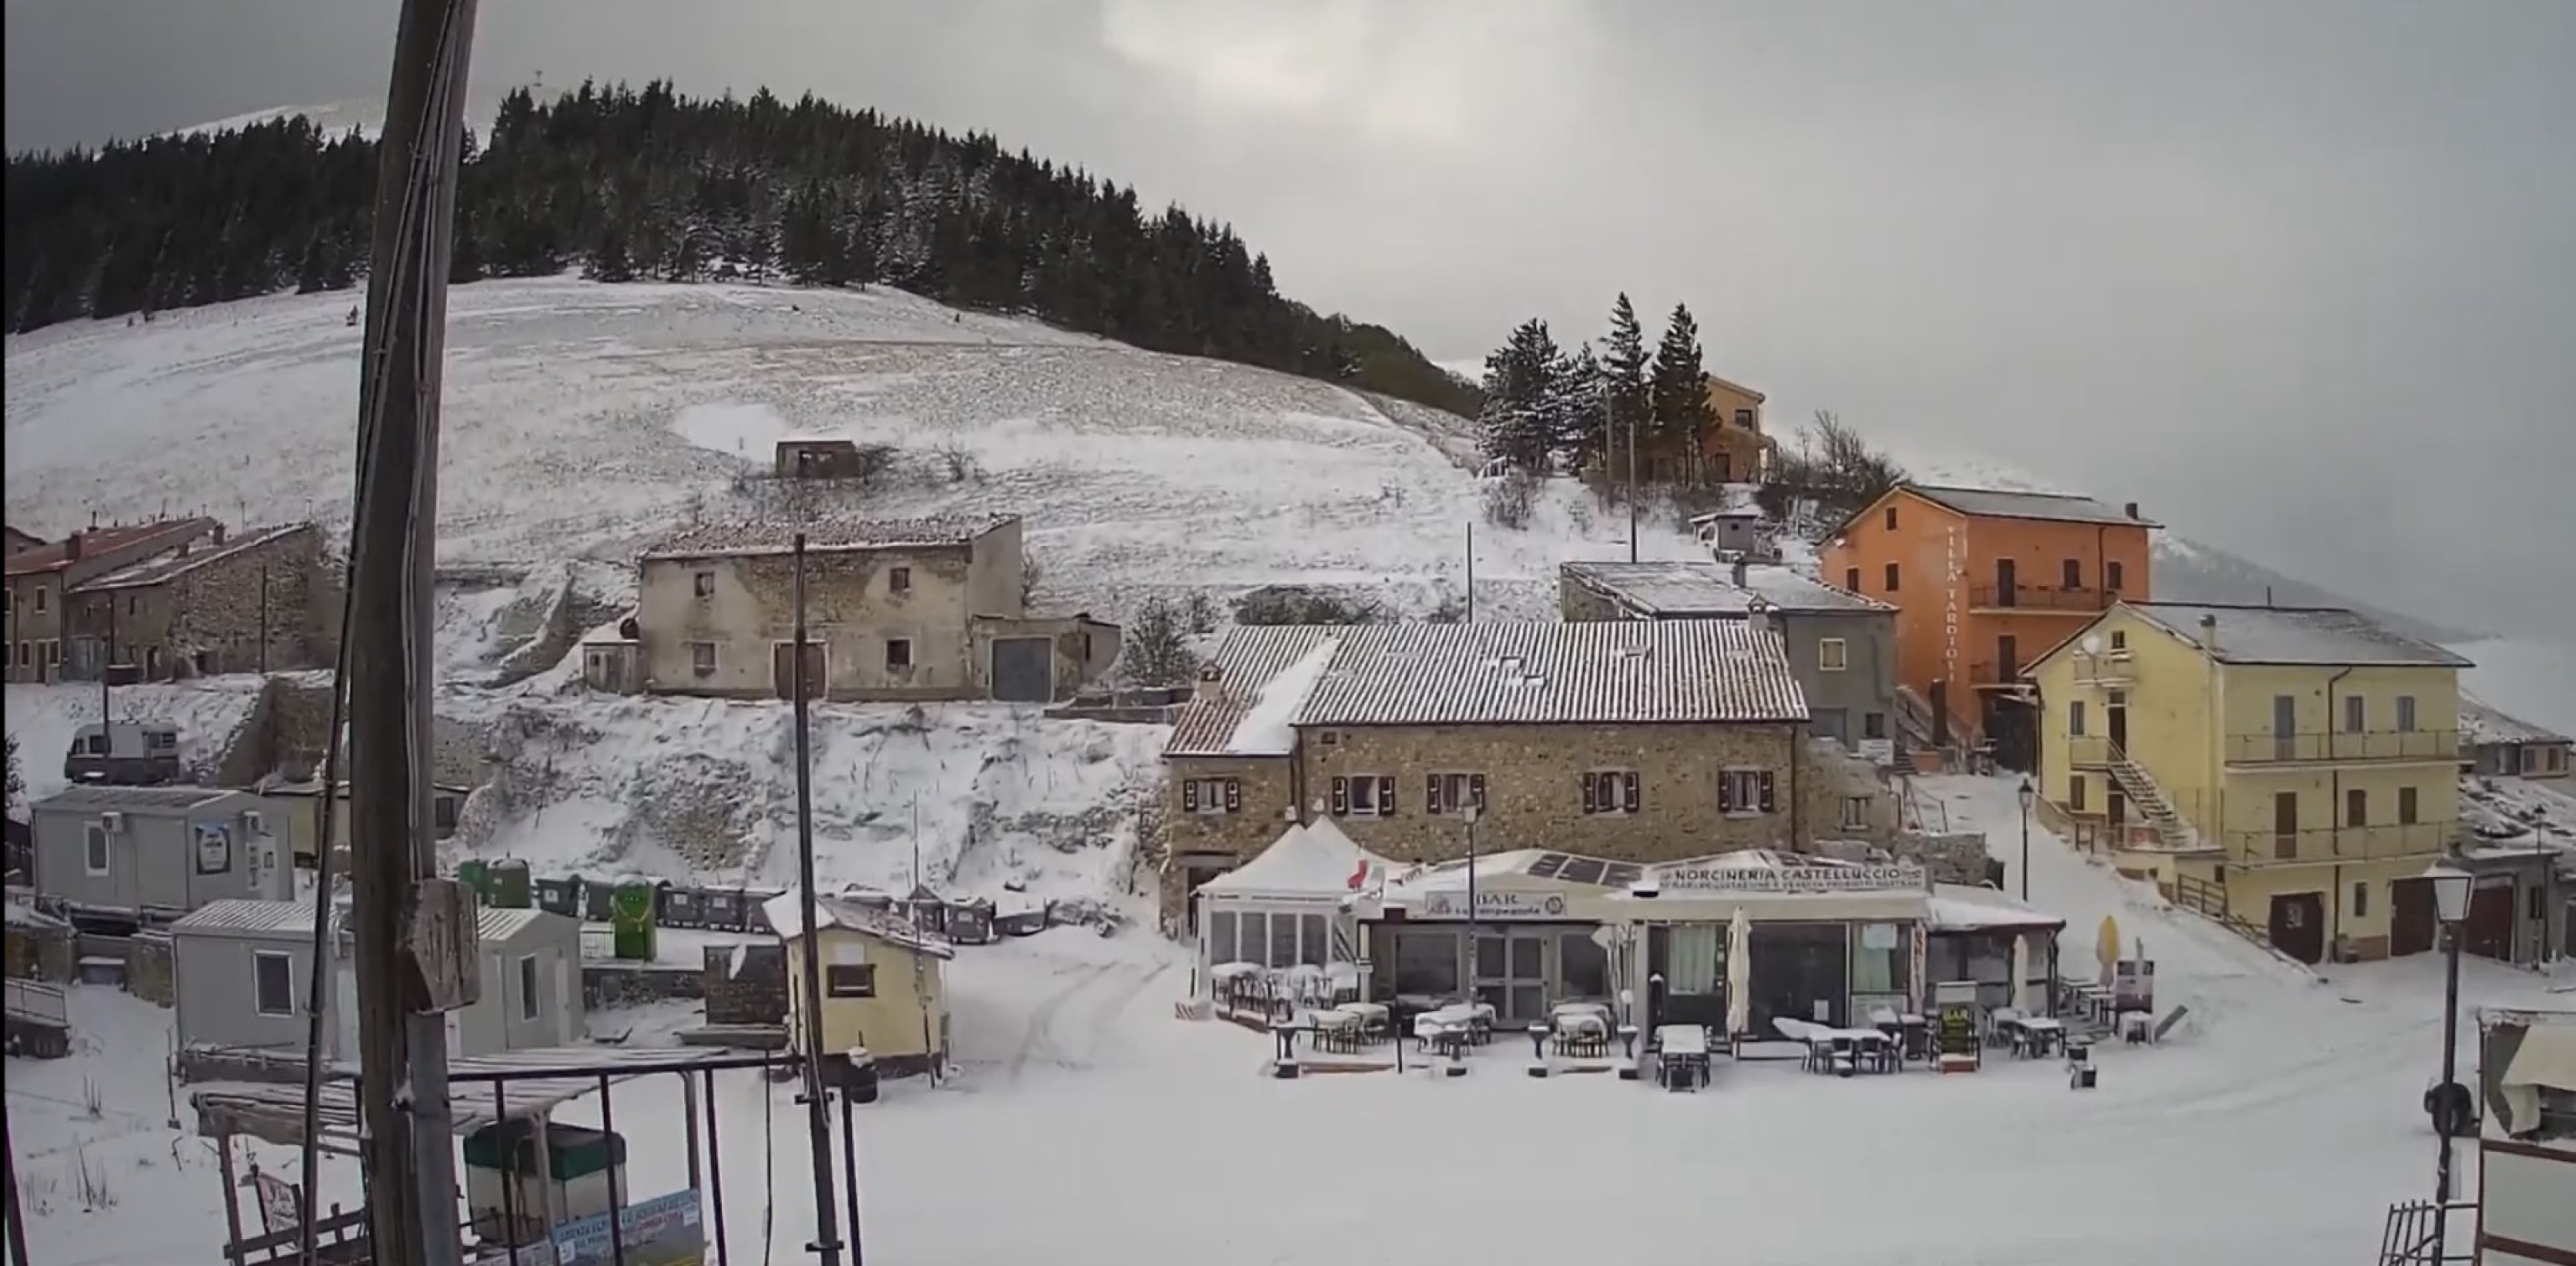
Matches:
[[1617, 1024, 1641, 1061], [2119, 1010, 2156, 1045], [2018, 1016, 2066, 1059], [1656, 1024, 1711, 1091], [1551, 1008, 1610, 1056], [1426, 1000, 1498, 1045], [1343, 1001, 1390, 1040], [1825, 1027, 1895, 1075], [1414, 1013, 1472, 1059], [1308, 1007, 1363, 1054]]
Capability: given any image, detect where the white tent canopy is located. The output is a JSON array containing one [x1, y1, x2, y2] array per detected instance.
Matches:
[[1197, 819, 1390, 906]]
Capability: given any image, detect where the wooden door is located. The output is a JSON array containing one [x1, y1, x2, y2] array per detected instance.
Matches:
[[1995, 558, 2018, 607], [2390, 879, 2436, 957], [2107, 695, 2129, 752], [2267, 892, 2326, 965], [1997, 634, 2019, 682], [2106, 791, 2127, 842], [2465, 883, 2516, 961], [2273, 791, 2299, 860], [771, 641, 824, 699]]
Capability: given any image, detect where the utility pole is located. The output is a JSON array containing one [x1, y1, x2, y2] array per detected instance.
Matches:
[[1626, 407, 1640, 563], [789, 534, 848, 1266], [258, 566, 270, 675], [1462, 522, 1474, 623], [346, 0, 480, 1264], [99, 594, 116, 717], [3, 1094, 29, 1266]]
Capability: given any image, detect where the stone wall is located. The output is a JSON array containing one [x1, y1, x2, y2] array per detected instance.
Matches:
[[1305, 722, 1803, 864], [1799, 741, 1903, 847], [1889, 831, 1993, 886], [1162, 755, 1298, 862], [92, 525, 331, 679], [702, 942, 788, 1026], [638, 545, 984, 700], [584, 962, 704, 1009]]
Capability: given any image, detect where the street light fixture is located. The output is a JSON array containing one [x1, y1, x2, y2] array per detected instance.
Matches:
[[2423, 858, 2474, 1258], [2016, 778, 2035, 901]]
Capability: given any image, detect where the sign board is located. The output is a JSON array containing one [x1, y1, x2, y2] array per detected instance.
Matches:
[[406, 877, 483, 1013], [1654, 863, 1926, 894], [464, 1190, 707, 1266], [249, 1171, 303, 1236], [1933, 979, 1981, 1061], [194, 822, 234, 875], [2113, 958, 2155, 1014], [1415, 890, 1570, 921]]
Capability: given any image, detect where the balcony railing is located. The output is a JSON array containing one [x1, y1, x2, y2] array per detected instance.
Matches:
[[2066, 735, 2111, 766], [2224, 729, 2463, 765], [1967, 661, 2029, 687], [2068, 651, 2136, 687], [1968, 584, 2117, 614], [2226, 822, 2454, 864]]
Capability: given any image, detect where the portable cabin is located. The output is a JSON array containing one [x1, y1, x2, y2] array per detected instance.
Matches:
[[30, 785, 288, 916]]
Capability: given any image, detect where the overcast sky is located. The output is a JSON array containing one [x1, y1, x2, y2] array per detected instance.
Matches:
[[9, 0, 2573, 636]]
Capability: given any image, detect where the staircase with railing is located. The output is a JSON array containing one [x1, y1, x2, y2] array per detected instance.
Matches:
[[2101, 742, 2212, 856], [1893, 684, 1940, 757]]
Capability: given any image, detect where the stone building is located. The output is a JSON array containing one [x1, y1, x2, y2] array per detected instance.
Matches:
[[5, 517, 219, 682], [63, 522, 336, 680], [616, 514, 1120, 703], [1157, 620, 1898, 926]]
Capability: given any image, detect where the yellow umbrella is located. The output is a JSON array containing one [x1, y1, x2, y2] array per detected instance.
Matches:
[[2096, 915, 2121, 985]]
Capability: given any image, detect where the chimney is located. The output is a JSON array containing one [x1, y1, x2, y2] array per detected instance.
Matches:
[[1731, 558, 1749, 588], [2124, 502, 2141, 521], [65, 532, 82, 563], [1194, 662, 1226, 703], [212, 523, 227, 545], [2199, 613, 2220, 655]]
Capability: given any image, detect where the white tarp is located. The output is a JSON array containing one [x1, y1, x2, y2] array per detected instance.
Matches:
[[1197, 819, 1389, 903], [2499, 1024, 2576, 1136]]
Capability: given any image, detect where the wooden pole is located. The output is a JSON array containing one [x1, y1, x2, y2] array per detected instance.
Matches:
[[347, 0, 479, 1263], [2, 1095, 31, 1266], [217, 1135, 249, 1265]]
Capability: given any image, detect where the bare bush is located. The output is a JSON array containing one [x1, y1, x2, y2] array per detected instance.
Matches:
[[1424, 589, 1468, 624], [932, 440, 982, 484], [1182, 592, 1218, 636], [1124, 597, 1197, 687], [1480, 470, 1543, 531], [1019, 556, 1043, 606], [1232, 585, 1387, 626], [71, 1145, 116, 1211], [1758, 410, 1905, 527], [80, 1077, 104, 1120]]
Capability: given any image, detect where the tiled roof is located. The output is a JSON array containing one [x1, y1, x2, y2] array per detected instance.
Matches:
[[3, 517, 220, 577], [75, 523, 313, 592], [34, 785, 239, 814], [761, 888, 957, 958], [641, 515, 1014, 561], [1561, 561, 1893, 618], [1905, 485, 2158, 528], [1164, 625, 1339, 756], [174, 899, 333, 937], [2125, 602, 2473, 668]]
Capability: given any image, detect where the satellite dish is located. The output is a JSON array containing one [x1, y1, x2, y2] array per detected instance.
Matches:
[[2081, 633, 2104, 655]]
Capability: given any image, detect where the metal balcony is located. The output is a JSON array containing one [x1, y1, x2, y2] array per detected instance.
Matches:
[[1967, 661, 2029, 688], [1968, 584, 2116, 615], [2227, 822, 2454, 864], [2224, 729, 2463, 766], [2068, 651, 2136, 687]]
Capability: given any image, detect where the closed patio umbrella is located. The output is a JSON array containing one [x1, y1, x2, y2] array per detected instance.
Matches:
[[2011, 931, 2033, 1015], [1726, 906, 1752, 1039]]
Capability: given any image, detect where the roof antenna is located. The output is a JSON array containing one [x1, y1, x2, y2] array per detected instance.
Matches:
[[2264, 585, 2273, 608]]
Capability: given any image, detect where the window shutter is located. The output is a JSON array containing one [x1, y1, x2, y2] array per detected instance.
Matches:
[[1376, 776, 1396, 816], [1426, 773, 1441, 815], [1758, 770, 1778, 813], [1182, 780, 1200, 812], [1331, 776, 1348, 816], [1223, 779, 1242, 813], [1469, 773, 1488, 810], [1718, 772, 1735, 813], [1581, 773, 1598, 815], [1623, 775, 1641, 814]]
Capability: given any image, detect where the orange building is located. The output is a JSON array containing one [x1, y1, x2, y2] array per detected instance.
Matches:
[[1820, 485, 2158, 767]]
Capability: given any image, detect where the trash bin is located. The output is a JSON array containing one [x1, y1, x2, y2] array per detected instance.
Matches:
[[840, 1048, 880, 1104]]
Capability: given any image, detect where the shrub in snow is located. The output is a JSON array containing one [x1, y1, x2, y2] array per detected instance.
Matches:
[[1122, 597, 1197, 687], [1230, 584, 1385, 627]]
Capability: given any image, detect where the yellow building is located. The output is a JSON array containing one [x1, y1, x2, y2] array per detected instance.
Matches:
[[766, 890, 953, 1076], [2028, 602, 2470, 965]]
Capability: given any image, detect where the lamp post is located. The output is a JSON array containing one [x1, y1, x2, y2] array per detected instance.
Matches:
[[2423, 858, 2473, 1259], [2015, 778, 2035, 901]]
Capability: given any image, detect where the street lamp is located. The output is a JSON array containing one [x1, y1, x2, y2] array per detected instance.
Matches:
[[2423, 858, 2474, 1253], [2016, 778, 2036, 901]]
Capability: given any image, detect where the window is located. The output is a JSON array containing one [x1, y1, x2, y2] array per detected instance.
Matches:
[[1841, 796, 1871, 830], [2398, 786, 2419, 825], [885, 638, 912, 671], [2109, 630, 2127, 651], [1181, 777, 1240, 816], [1426, 772, 1487, 816], [1583, 770, 1641, 816], [518, 955, 541, 1020], [1207, 910, 1238, 960], [1734, 408, 1755, 430], [692, 570, 715, 599], [1883, 563, 1899, 593], [2353, 883, 2370, 920], [689, 641, 717, 677], [2345, 788, 2368, 828], [2396, 695, 2418, 733], [2343, 695, 2366, 734], [1559, 931, 1610, 999], [32, 587, 45, 614], [1851, 923, 1903, 994], [127, 595, 140, 617], [2106, 561, 2125, 593], [252, 951, 295, 1016], [81, 732, 110, 755], [2530, 885, 2546, 921], [1863, 712, 1887, 740], [1332, 775, 1394, 817], [825, 962, 876, 998], [2070, 776, 2087, 812], [1844, 568, 1861, 593], [1818, 638, 1848, 672], [2068, 700, 2087, 736], [889, 566, 911, 594], [83, 823, 110, 875], [2062, 559, 2082, 589], [1883, 506, 1898, 531], [1718, 768, 1777, 815]]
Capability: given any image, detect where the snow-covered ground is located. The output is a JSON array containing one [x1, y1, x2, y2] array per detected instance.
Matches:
[[3, 677, 270, 804], [14, 773, 2554, 1266]]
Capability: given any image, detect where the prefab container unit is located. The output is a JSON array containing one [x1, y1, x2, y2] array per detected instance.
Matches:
[[30, 785, 289, 917]]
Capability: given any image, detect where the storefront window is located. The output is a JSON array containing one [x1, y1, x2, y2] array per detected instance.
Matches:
[[1852, 923, 1903, 994], [1270, 913, 1299, 967], [1665, 925, 1722, 994], [1208, 911, 1239, 962], [1300, 914, 1328, 967], [1394, 928, 1460, 996], [1559, 931, 1609, 999]]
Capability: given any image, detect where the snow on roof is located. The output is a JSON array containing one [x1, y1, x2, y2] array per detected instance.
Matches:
[[1299, 620, 1805, 728], [1904, 485, 2158, 528], [761, 888, 956, 958], [2, 516, 219, 576], [1197, 819, 1391, 900], [1927, 885, 2068, 932], [476, 905, 561, 943], [34, 785, 240, 814], [641, 514, 1014, 560], [174, 898, 333, 937], [1560, 561, 1892, 617], [74, 522, 313, 592], [2462, 693, 2569, 745], [1222, 636, 1340, 755], [1393, 849, 1649, 893], [2127, 603, 2474, 668], [1165, 626, 1339, 756]]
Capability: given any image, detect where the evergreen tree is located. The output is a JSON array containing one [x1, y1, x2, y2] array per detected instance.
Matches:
[[1602, 293, 1651, 440], [1548, 342, 1604, 470], [1476, 318, 1561, 473], [1649, 302, 1714, 476]]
